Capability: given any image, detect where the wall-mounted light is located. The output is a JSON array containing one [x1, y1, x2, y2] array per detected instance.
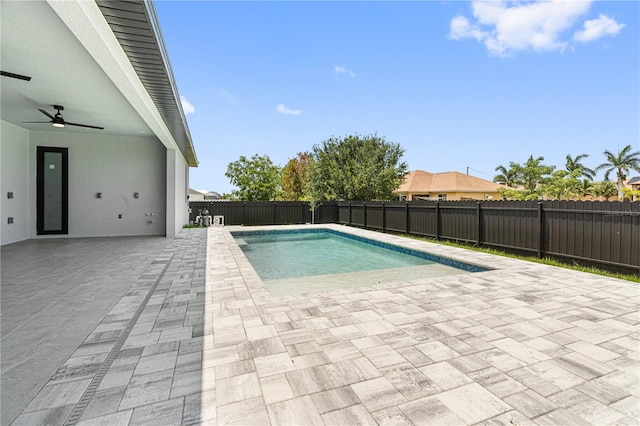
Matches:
[[96, 192, 102, 198], [134, 192, 139, 199]]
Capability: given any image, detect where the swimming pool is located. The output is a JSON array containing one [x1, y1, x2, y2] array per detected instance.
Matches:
[[232, 228, 488, 296]]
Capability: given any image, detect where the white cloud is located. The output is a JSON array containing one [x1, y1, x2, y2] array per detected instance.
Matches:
[[574, 14, 625, 42], [180, 96, 195, 114], [276, 104, 302, 116], [334, 65, 356, 77], [219, 90, 238, 104], [448, 0, 623, 56]]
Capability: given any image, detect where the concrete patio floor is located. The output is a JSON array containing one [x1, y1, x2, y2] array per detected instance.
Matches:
[[2, 225, 639, 425]]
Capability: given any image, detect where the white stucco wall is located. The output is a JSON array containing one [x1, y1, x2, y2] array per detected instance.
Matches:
[[29, 130, 167, 238], [166, 149, 190, 237], [1, 121, 31, 245]]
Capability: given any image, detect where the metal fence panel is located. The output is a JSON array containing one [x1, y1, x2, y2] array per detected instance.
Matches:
[[385, 202, 408, 233], [481, 200, 538, 254], [439, 201, 477, 243], [189, 199, 639, 275], [408, 203, 436, 237]]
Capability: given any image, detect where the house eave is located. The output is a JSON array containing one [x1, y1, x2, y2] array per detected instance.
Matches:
[[95, 0, 198, 167]]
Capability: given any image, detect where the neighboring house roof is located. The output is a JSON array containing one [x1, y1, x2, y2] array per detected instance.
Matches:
[[626, 176, 640, 186], [188, 189, 221, 198], [397, 170, 503, 194], [188, 188, 208, 196]]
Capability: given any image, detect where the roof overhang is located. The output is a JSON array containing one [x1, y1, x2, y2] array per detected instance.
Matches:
[[1, 0, 198, 167]]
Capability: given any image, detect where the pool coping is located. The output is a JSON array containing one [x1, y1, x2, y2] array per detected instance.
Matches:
[[230, 226, 490, 275], [223, 224, 527, 305]]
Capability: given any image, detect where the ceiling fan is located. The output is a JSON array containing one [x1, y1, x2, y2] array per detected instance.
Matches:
[[23, 105, 104, 130]]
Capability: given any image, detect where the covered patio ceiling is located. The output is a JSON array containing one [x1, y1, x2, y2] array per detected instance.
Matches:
[[0, 0, 197, 166]]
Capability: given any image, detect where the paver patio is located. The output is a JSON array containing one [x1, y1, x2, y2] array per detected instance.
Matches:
[[2, 225, 639, 425]]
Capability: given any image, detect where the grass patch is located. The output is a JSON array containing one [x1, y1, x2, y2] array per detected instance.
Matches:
[[183, 224, 205, 228], [406, 235, 640, 283]]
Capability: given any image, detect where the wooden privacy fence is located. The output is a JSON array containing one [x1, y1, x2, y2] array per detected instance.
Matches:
[[189, 200, 639, 276]]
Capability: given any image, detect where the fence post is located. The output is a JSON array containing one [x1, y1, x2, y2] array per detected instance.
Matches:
[[363, 202, 367, 229], [405, 202, 410, 235], [382, 202, 386, 233], [435, 201, 440, 240], [476, 201, 482, 247], [273, 201, 277, 225], [348, 202, 352, 226], [304, 202, 309, 224], [537, 201, 544, 258], [243, 202, 247, 225]]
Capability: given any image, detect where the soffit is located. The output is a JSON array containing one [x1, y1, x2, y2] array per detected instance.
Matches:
[[96, 0, 198, 167], [0, 0, 197, 167], [0, 1, 152, 137]]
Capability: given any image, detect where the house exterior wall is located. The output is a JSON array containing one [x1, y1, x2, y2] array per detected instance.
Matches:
[[189, 192, 205, 201], [166, 149, 190, 237], [404, 191, 502, 201], [26, 130, 167, 239], [451, 191, 502, 201], [1, 121, 31, 245]]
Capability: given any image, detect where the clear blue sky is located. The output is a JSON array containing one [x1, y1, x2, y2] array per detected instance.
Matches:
[[155, 0, 639, 195]]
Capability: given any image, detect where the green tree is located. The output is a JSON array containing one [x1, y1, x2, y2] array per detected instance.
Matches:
[[576, 178, 594, 199], [493, 164, 518, 187], [308, 133, 408, 201], [565, 153, 595, 180], [591, 179, 618, 201], [496, 155, 554, 200], [595, 145, 640, 200], [513, 155, 555, 191], [225, 154, 281, 201], [539, 169, 582, 200], [496, 186, 538, 201], [621, 187, 640, 201], [281, 152, 312, 201]]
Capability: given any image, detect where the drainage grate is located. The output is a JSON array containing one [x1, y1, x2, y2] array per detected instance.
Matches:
[[63, 253, 175, 425]]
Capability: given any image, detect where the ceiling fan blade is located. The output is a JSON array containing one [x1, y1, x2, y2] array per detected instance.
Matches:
[[22, 121, 52, 124], [1, 70, 32, 81], [38, 109, 55, 119], [65, 121, 105, 130]]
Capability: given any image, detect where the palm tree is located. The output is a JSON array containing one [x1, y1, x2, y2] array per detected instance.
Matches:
[[493, 164, 518, 187], [596, 145, 640, 200], [574, 178, 593, 199], [565, 153, 595, 180], [591, 179, 618, 201]]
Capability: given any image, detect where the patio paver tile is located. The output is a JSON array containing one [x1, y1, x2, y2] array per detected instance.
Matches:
[[7, 226, 640, 426], [399, 395, 465, 425], [76, 410, 133, 426], [321, 404, 377, 425], [419, 361, 472, 390], [350, 376, 406, 412], [129, 397, 184, 425], [266, 396, 323, 426], [370, 406, 414, 426], [260, 373, 295, 405], [436, 382, 512, 424], [309, 386, 360, 414]]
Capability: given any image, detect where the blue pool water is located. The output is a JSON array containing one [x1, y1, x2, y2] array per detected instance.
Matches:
[[232, 229, 486, 282]]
